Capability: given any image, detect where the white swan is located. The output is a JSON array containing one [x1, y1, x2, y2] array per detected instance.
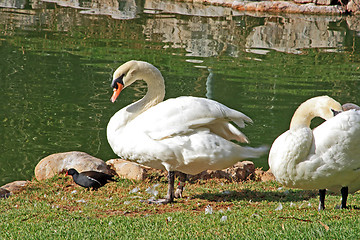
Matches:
[[268, 96, 360, 210], [107, 60, 267, 204]]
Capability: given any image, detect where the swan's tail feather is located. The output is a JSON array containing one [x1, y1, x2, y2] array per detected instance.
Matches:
[[240, 145, 269, 159]]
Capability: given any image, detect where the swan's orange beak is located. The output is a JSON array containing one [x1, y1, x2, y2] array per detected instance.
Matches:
[[111, 82, 124, 103]]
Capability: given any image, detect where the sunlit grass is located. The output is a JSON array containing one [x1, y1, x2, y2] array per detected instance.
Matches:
[[1, 175, 360, 239]]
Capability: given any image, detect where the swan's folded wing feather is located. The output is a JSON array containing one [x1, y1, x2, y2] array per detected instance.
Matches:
[[128, 96, 252, 141], [312, 110, 360, 169], [208, 122, 249, 143], [269, 128, 313, 177]]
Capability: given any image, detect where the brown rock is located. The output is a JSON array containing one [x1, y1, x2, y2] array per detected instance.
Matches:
[[0, 188, 11, 199], [106, 159, 154, 181], [190, 161, 256, 182], [1, 180, 30, 194], [223, 161, 256, 181], [35, 151, 112, 181], [255, 169, 276, 182]]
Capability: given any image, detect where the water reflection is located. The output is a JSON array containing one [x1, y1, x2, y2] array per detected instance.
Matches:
[[0, 0, 27, 8], [1, 0, 358, 56], [246, 15, 345, 54], [144, 16, 243, 57], [1, 0, 360, 186]]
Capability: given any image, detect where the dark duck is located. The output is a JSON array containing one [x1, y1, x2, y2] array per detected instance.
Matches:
[[66, 168, 116, 190]]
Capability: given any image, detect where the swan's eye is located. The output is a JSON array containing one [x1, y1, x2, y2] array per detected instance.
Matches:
[[331, 109, 342, 116], [111, 74, 125, 89]]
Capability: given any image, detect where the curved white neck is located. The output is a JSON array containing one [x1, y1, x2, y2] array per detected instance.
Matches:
[[290, 100, 316, 130], [108, 67, 166, 132], [128, 72, 165, 115]]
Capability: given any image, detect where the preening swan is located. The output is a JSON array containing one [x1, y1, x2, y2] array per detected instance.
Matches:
[[268, 96, 360, 210], [107, 60, 267, 204]]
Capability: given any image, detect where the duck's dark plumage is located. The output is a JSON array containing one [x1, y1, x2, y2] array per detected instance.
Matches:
[[66, 168, 115, 189]]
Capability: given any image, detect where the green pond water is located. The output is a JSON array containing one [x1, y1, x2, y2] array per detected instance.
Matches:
[[1, 0, 360, 186]]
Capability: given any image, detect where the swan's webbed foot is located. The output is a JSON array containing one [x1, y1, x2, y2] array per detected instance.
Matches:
[[318, 189, 326, 211], [145, 197, 174, 204], [142, 171, 175, 205]]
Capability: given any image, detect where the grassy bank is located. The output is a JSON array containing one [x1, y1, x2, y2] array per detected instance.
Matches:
[[1, 176, 360, 239]]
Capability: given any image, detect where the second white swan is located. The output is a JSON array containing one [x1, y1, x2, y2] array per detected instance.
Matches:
[[269, 96, 360, 210]]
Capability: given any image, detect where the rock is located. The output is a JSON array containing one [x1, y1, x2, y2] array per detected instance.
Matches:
[[223, 161, 256, 181], [189, 161, 256, 182], [255, 168, 276, 182], [107, 159, 148, 181], [0, 188, 11, 199], [106, 159, 164, 181], [1, 180, 30, 193], [35, 151, 113, 181]]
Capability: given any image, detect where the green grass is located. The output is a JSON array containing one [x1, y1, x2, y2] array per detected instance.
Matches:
[[1, 176, 360, 239]]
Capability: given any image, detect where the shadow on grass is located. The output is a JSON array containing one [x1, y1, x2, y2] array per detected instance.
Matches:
[[193, 188, 319, 203]]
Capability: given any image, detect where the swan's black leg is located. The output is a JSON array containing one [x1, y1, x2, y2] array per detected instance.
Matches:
[[146, 171, 175, 204], [341, 186, 349, 209], [319, 189, 326, 211], [165, 171, 175, 202], [175, 172, 187, 198]]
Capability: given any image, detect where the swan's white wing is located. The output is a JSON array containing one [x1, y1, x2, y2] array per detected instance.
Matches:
[[313, 110, 360, 164], [311, 110, 360, 191], [108, 95, 267, 174], [158, 130, 268, 174], [268, 127, 314, 187], [128, 96, 252, 142]]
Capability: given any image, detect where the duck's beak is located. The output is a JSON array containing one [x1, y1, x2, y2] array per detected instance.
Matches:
[[111, 82, 124, 103]]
